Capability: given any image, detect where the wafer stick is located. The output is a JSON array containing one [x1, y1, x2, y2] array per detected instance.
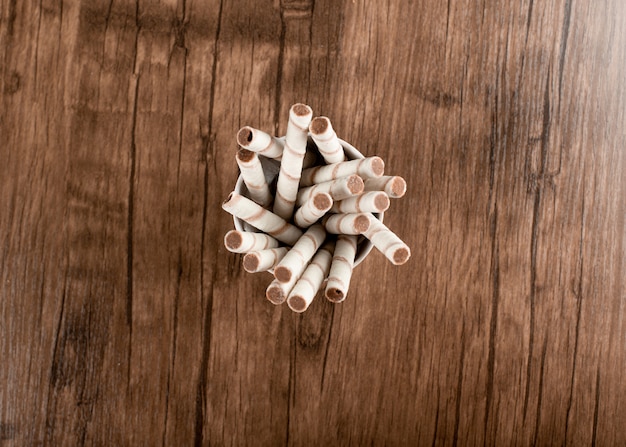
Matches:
[[309, 117, 345, 164], [294, 192, 333, 228], [273, 104, 313, 219], [330, 191, 389, 214], [235, 149, 272, 207], [266, 277, 295, 305], [237, 126, 284, 160], [223, 230, 280, 253], [364, 176, 407, 198], [362, 215, 411, 265], [287, 242, 335, 313], [296, 175, 364, 206], [222, 192, 302, 245], [299, 156, 384, 187], [273, 224, 326, 283], [325, 235, 357, 302], [243, 247, 288, 273], [323, 213, 371, 235]]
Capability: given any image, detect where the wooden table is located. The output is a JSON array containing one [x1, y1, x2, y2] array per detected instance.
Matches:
[[2, 0, 624, 445]]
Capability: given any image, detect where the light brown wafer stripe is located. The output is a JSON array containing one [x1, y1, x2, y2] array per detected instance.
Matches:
[[294, 192, 333, 228], [363, 176, 407, 198], [273, 224, 326, 283], [287, 241, 335, 313], [222, 192, 303, 245], [243, 247, 288, 273], [299, 156, 385, 187], [273, 104, 313, 220], [362, 215, 411, 265], [235, 149, 272, 207], [309, 116, 345, 164], [223, 230, 280, 253], [330, 191, 390, 214], [325, 235, 357, 303], [237, 126, 284, 160], [296, 175, 364, 206], [323, 213, 371, 235]]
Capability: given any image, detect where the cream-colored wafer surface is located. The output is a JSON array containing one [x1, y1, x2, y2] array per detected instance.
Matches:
[[330, 191, 389, 214], [296, 175, 364, 206], [222, 192, 302, 245], [294, 192, 333, 228], [323, 213, 371, 235], [223, 230, 280, 253], [273, 104, 313, 219], [325, 235, 357, 302], [235, 149, 272, 207], [243, 247, 288, 273], [364, 176, 407, 198], [309, 116, 345, 164], [299, 156, 385, 187], [362, 215, 411, 265], [273, 224, 326, 283], [237, 126, 284, 160], [287, 242, 335, 313]]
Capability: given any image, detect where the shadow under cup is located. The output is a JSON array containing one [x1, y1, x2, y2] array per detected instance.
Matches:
[[232, 138, 383, 268]]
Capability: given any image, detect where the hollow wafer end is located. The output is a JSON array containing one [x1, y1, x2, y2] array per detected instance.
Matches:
[[325, 287, 344, 303], [236, 148, 256, 162], [237, 127, 254, 147]]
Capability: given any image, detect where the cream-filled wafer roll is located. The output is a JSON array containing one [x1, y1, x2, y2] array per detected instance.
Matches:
[[294, 192, 333, 228], [288, 242, 335, 313], [273, 224, 326, 283], [330, 191, 390, 214], [296, 175, 364, 207], [322, 213, 371, 235], [266, 276, 295, 305], [222, 192, 302, 245], [243, 247, 288, 273], [224, 230, 280, 253], [309, 116, 344, 164], [362, 215, 411, 265], [364, 176, 407, 198], [299, 156, 384, 187], [273, 104, 313, 219], [325, 235, 357, 303], [237, 126, 284, 160], [235, 149, 272, 207]]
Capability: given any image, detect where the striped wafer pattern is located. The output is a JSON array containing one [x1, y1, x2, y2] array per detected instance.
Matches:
[[237, 126, 284, 159], [300, 156, 385, 187], [325, 235, 357, 302], [287, 242, 335, 313]]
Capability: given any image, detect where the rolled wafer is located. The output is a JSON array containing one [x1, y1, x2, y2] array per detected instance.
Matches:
[[243, 247, 288, 273], [266, 277, 295, 305], [222, 192, 302, 245], [273, 224, 326, 283], [287, 242, 335, 313], [323, 213, 371, 235], [299, 156, 385, 187], [296, 175, 364, 207], [273, 104, 313, 220], [325, 235, 357, 302], [362, 215, 411, 265], [224, 230, 280, 253], [294, 192, 333, 228], [309, 116, 345, 164], [330, 191, 390, 214], [237, 126, 284, 160], [235, 149, 272, 207], [364, 176, 407, 198]]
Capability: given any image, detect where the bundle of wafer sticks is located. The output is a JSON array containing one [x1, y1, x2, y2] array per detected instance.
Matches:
[[222, 103, 410, 312]]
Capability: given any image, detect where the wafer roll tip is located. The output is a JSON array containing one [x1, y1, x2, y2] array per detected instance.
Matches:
[[313, 192, 332, 211], [237, 127, 254, 147], [273, 265, 292, 283], [309, 116, 330, 135], [287, 295, 308, 313], [325, 287, 344, 302], [266, 284, 286, 304], [347, 175, 364, 194], [392, 246, 411, 265], [236, 148, 256, 162], [243, 253, 260, 272], [224, 230, 242, 250]]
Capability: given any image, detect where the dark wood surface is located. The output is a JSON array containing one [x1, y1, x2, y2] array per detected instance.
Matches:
[[1, 0, 625, 445]]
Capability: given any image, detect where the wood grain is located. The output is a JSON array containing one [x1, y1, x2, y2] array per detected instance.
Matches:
[[1, 0, 624, 445]]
